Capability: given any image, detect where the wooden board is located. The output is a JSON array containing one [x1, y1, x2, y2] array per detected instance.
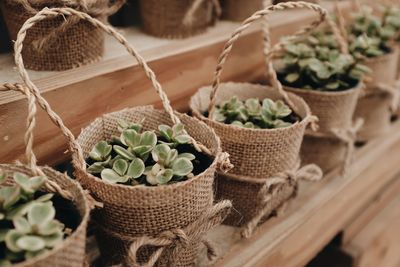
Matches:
[[341, 175, 400, 245], [0, 1, 350, 166], [341, 193, 400, 267], [194, 120, 400, 267]]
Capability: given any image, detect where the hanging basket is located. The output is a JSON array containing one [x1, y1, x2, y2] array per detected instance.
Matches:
[[191, 2, 324, 237], [354, 48, 400, 141], [0, 84, 91, 267], [139, 0, 220, 39], [0, 0, 123, 71], [222, 0, 263, 21], [13, 8, 232, 266]]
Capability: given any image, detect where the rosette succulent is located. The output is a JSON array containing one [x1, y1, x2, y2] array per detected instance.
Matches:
[[87, 120, 196, 186], [0, 172, 65, 266], [277, 31, 369, 91], [212, 96, 296, 129], [349, 6, 393, 59]]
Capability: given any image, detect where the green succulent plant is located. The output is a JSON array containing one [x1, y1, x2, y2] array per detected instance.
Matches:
[[349, 6, 393, 59], [212, 96, 295, 129], [382, 6, 400, 42], [278, 30, 369, 91], [0, 171, 65, 266], [87, 120, 197, 186]]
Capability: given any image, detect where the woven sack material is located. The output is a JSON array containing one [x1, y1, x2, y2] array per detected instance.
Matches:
[[300, 135, 346, 173], [190, 82, 311, 178], [139, 0, 216, 39], [1, 0, 104, 71], [222, 0, 263, 21], [284, 85, 361, 173], [354, 50, 399, 141], [0, 164, 90, 267], [216, 172, 296, 226], [75, 106, 220, 266]]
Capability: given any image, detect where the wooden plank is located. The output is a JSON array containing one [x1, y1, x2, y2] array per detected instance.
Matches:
[[0, 1, 350, 166], [341, 193, 400, 267], [341, 175, 400, 245], [195, 121, 400, 267]]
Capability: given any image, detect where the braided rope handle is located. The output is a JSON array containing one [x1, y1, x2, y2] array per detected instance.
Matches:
[[208, 1, 329, 115], [0, 83, 73, 200], [14, 7, 210, 156]]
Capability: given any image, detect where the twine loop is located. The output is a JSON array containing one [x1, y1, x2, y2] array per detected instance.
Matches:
[[217, 152, 234, 173], [0, 83, 73, 200], [97, 200, 231, 267], [375, 83, 400, 112], [330, 118, 364, 177], [183, 0, 221, 26], [241, 162, 322, 238]]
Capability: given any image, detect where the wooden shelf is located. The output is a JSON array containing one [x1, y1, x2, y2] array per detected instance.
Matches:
[[0, 1, 349, 166], [194, 120, 400, 267]]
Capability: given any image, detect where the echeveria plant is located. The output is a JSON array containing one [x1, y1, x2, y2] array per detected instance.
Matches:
[[278, 31, 369, 91], [0, 172, 65, 266], [87, 120, 196, 186], [349, 6, 393, 58], [212, 96, 296, 129]]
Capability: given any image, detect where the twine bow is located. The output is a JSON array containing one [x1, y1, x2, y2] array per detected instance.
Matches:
[[217, 152, 234, 173], [98, 200, 232, 267], [183, 0, 221, 27], [241, 163, 323, 238], [331, 118, 364, 178], [375, 83, 400, 113]]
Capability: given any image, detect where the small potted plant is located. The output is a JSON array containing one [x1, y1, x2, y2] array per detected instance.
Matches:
[[276, 26, 368, 174], [139, 0, 220, 39], [349, 7, 399, 141], [0, 0, 123, 71], [13, 8, 232, 266], [0, 83, 90, 267], [191, 2, 324, 238]]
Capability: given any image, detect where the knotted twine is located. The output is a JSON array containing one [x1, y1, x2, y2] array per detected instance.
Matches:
[[183, 0, 221, 26], [238, 162, 323, 238], [9, 0, 125, 53], [97, 200, 232, 267]]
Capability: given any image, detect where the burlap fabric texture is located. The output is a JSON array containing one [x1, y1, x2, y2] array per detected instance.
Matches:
[[222, 0, 263, 21], [1, 0, 123, 71], [12, 7, 232, 266], [354, 48, 400, 141], [76, 106, 229, 266], [191, 2, 327, 237], [0, 83, 91, 267], [139, 0, 220, 39]]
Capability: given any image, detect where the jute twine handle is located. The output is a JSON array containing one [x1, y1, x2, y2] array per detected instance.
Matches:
[[208, 1, 329, 116], [13, 7, 211, 156], [183, 0, 221, 26], [0, 83, 72, 200]]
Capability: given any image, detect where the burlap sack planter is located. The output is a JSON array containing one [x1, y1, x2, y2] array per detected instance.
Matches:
[[13, 8, 231, 266], [222, 0, 263, 21], [0, 164, 90, 267], [75, 106, 223, 266], [215, 171, 297, 227], [139, 0, 219, 39], [0, 0, 121, 71], [354, 49, 399, 141], [191, 83, 312, 178], [284, 85, 362, 173]]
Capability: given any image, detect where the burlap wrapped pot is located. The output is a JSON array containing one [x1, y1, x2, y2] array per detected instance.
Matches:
[[13, 7, 232, 266], [191, 2, 325, 237], [354, 48, 400, 141], [222, 0, 263, 21], [0, 83, 91, 267], [139, 0, 220, 39], [0, 0, 123, 71]]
